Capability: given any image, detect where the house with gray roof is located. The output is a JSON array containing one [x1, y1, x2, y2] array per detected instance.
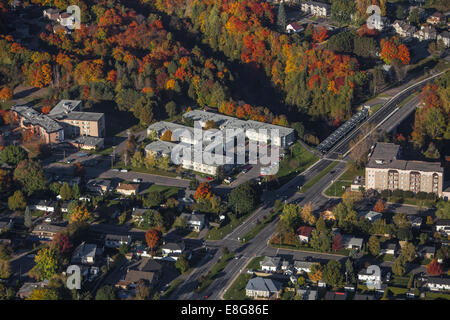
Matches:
[[71, 242, 102, 265], [245, 277, 282, 299], [293, 260, 315, 274], [342, 235, 364, 251], [260, 256, 281, 273], [180, 212, 205, 232], [48, 100, 82, 116]]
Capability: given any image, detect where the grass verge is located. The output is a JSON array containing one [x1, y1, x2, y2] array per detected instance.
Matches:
[[299, 161, 339, 193]]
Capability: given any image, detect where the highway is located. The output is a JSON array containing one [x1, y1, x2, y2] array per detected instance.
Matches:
[[168, 70, 449, 300]]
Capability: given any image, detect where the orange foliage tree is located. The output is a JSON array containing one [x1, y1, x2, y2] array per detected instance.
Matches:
[[0, 87, 13, 102], [194, 182, 213, 201]]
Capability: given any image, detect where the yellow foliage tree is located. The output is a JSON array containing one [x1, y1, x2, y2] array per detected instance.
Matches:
[[70, 205, 91, 223]]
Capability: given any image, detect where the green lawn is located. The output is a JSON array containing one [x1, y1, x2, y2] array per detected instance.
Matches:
[[299, 161, 339, 193], [276, 143, 318, 185], [145, 184, 181, 199], [223, 274, 252, 300], [206, 211, 254, 241], [385, 196, 436, 208], [114, 162, 178, 178], [424, 292, 450, 300], [196, 252, 235, 293], [324, 166, 364, 197], [246, 256, 265, 271], [161, 278, 184, 299], [242, 211, 278, 242]]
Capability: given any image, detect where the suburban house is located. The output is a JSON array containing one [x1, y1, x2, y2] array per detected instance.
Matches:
[[286, 22, 304, 34], [119, 258, 163, 288], [436, 219, 450, 236], [116, 183, 139, 196], [71, 242, 102, 265], [260, 256, 281, 273], [413, 25, 437, 41], [43, 8, 59, 21], [57, 12, 75, 29], [105, 234, 132, 248], [364, 211, 383, 223], [86, 179, 113, 195], [161, 242, 186, 261], [293, 260, 315, 274], [426, 277, 450, 291], [365, 143, 444, 196], [342, 235, 364, 251], [437, 31, 450, 47], [297, 288, 318, 300], [296, 226, 314, 243], [245, 277, 282, 299], [380, 241, 398, 256], [426, 12, 445, 25], [17, 281, 48, 299], [393, 20, 417, 37], [31, 224, 66, 241], [179, 212, 205, 232], [417, 245, 436, 259], [408, 216, 422, 229], [358, 267, 382, 285], [301, 1, 330, 17]]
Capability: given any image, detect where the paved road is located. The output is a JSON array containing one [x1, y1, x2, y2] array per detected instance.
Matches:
[[169, 71, 449, 300]]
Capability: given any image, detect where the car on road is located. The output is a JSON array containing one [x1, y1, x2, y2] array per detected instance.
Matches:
[[112, 168, 120, 172], [223, 177, 234, 184], [120, 169, 129, 173], [65, 159, 74, 164], [206, 176, 214, 181], [133, 178, 143, 183]]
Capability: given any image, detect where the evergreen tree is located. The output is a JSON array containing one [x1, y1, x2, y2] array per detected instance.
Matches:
[[345, 258, 356, 284], [277, 3, 287, 31], [24, 206, 32, 229]]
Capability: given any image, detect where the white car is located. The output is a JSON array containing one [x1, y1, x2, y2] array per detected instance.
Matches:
[[133, 178, 143, 183], [120, 169, 128, 173]]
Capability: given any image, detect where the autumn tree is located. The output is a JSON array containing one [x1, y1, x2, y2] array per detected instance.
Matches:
[[145, 228, 160, 253], [313, 26, 328, 43], [1, 145, 28, 165], [301, 203, 316, 226], [194, 182, 213, 201], [373, 199, 386, 213], [332, 233, 343, 252], [426, 259, 443, 276], [0, 87, 12, 102], [70, 205, 91, 223], [160, 130, 172, 142], [30, 248, 61, 280], [51, 233, 73, 255]]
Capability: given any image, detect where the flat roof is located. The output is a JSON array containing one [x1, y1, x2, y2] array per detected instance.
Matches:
[[58, 111, 104, 122], [12, 105, 63, 133], [183, 109, 294, 137], [145, 140, 177, 156], [49, 100, 82, 116]]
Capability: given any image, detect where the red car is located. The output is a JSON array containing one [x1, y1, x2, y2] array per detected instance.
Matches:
[[206, 176, 213, 181]]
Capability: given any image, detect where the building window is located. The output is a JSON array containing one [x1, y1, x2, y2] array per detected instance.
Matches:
[[388, 170, 399, 190], [409, 171, 421, 193], [432, 173, 439, 194]]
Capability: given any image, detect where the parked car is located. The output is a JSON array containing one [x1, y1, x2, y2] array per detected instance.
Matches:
[[206, 176, 214, 181], [120, 169, 129, 173], [112, 168, 120, 172]]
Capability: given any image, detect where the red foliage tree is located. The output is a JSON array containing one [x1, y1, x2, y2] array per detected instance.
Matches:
[[373, 199, 386, 213], [426, 259, 443, 276], [332, 233, 343, 252], [194, 182, 213, 201], [312, 26, 328, 43], [51, 232, 73, 255], [145, 228, 160, 252]]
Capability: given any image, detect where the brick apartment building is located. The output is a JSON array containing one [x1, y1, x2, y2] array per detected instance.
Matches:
[[11, 100, 105, 145], [365, 143, 444, 197]]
